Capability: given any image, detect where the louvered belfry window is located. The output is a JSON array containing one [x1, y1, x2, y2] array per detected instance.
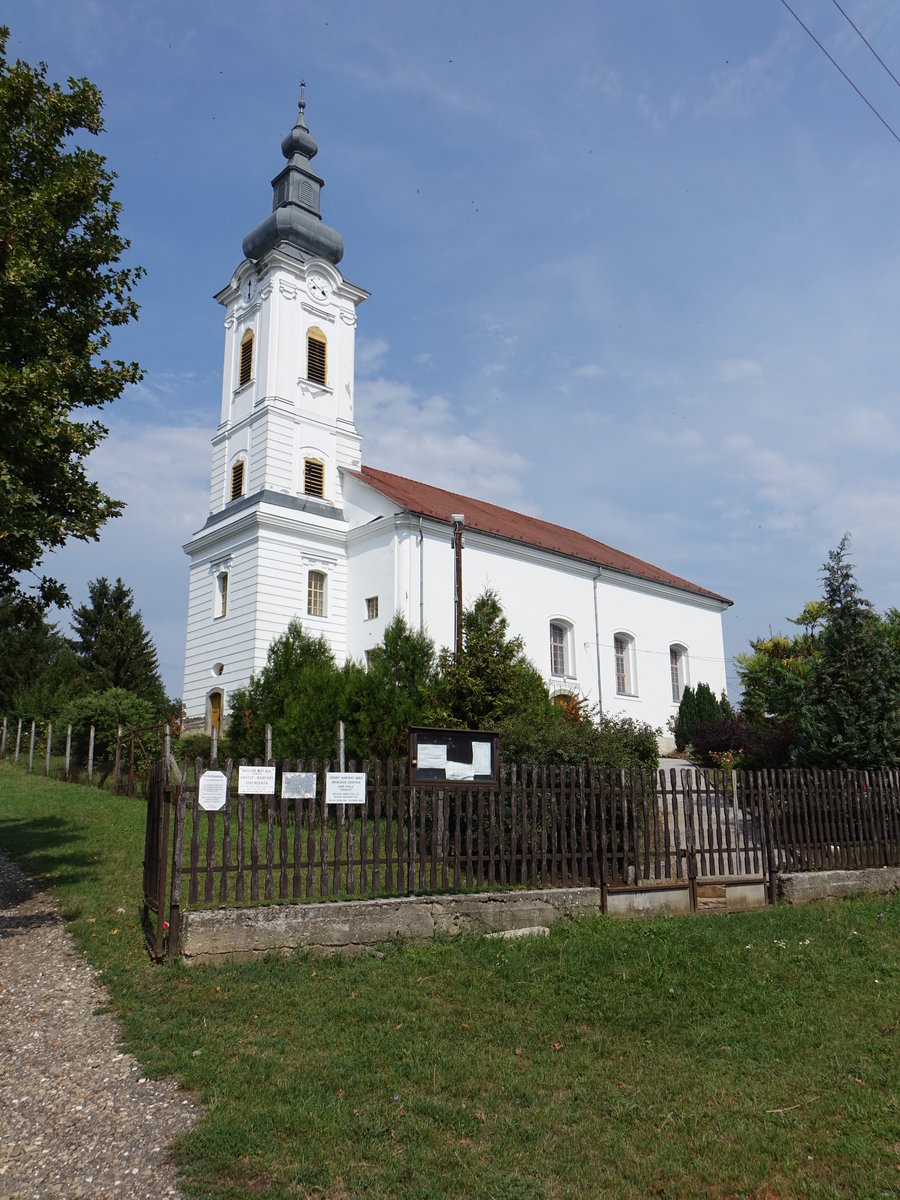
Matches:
[[304, 458, 324, 497], [307, 330, 327, 386], [238, 330, 254, 388], [230, 460, 245, 500]]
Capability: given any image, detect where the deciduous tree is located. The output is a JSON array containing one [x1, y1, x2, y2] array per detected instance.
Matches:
[[0, 28, 142, 606]]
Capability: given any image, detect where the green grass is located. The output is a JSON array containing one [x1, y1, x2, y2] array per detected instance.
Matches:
[[1, 760, 898, 1200]]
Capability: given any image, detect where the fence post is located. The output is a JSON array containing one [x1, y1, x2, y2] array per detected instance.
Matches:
[[760, 770, 779, 905], [211, 725, 218, 765], [28, 721, 36, 772], [65, 724, 72, 780], [45, 722, 52, 777], [1, 716, 6, 757], [408, 787, 416, 895], [338, 720, 345, 772], [128, 730, 135, 797], [14, 718, 22, 764], [682, 769, 698, 912], [265, 723, 273, 763], [87, 725, 95, 784], [114, 725, 123, 792]]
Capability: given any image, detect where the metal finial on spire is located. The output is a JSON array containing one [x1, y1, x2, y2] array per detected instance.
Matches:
[[299, 80, 306, 113]]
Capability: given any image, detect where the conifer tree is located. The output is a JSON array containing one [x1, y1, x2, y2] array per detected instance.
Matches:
[[794, 537, 900, 768], [674, 684, 699, 751], [70, 577, 166, 711]]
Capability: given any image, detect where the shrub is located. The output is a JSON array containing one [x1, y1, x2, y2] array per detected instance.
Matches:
[[690, 716, 796, 770]]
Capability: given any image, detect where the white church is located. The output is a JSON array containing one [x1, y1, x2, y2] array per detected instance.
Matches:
[[181, 95, 731, 749]]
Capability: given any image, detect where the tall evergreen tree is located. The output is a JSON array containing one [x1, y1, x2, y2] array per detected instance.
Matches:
[[794, 537, 900, 768], [436, 590, 549, 729], [70, 577, 166, 711]]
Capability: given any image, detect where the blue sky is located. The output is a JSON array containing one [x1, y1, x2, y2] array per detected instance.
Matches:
[[7, 1, 900, 701]]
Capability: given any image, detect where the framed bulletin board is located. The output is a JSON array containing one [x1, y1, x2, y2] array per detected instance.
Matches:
[[408, 726, 499, 788]]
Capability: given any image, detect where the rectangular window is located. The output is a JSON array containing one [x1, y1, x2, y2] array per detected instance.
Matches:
[[670, 647, 685, 703], [549, 623, 567, 677], [307, 333, 327, 386], [307, 570, 326, 617], [366, 596, 378, 620], [304, 458, 324, 497], [615, 635, 635, 696], [239, 332, 253, 387], [230, 460, 245, 500], [214, 571, 228, 619]]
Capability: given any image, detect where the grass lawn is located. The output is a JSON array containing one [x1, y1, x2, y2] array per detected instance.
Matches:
[[1, 761, 898, 1200]]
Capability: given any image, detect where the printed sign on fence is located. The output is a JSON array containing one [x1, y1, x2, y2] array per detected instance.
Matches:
[[238, 765, 277, 795], [325, 772, 367, 805], [282, 771, 317, 800], [198, 770, 228, 811]]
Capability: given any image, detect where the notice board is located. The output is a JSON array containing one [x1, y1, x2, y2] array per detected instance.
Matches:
[[408, 726, 499, 788]]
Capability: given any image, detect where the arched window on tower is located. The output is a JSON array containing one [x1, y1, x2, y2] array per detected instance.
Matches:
[[238, 329, 254, 388], [304, 457, 325, 497], [230, 459, 246, 501], [307, 328, 327, 386]]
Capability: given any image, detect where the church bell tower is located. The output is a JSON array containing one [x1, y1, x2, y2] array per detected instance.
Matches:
[[181, 90, 368, 729]]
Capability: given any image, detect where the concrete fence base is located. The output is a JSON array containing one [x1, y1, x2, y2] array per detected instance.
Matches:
[[178, 879, 767, 965], [777, 866, 900, 905]]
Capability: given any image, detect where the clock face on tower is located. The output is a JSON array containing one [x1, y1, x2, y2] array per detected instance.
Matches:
[[242, 276, 257, 304], [307, 272, 331, 302]]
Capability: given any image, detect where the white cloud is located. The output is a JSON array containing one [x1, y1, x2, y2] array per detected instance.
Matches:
[[697, 31, 792, 118], [356, 337, 390, 373], [574, 363, 608, 380], [714, 358, 763, 383], [358, 376, 530, 509]]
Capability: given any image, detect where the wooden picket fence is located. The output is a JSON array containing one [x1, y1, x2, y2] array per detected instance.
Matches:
[[142, 759, 900, 958]]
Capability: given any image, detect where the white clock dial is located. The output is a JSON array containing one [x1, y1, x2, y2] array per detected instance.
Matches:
[[307, 273, 331, 301], [243, 276, 257, 304]]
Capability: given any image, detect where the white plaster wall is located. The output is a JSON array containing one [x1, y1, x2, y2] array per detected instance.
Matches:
[[182, 526, 261, 720], [342, 503, 728, 738]]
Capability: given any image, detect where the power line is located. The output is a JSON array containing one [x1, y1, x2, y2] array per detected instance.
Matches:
[[779, 0, 900, 146], [830, 0, 900, 93]]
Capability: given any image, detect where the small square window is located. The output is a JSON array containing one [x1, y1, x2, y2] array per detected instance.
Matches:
[[366, 596, 378, 620]]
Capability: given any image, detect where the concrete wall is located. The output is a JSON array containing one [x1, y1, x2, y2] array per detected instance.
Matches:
[[777, 867, 900, 905], [178, 879, 766, 965]]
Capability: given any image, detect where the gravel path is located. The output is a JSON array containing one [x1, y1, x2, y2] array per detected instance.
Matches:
[[0, 851, 198, 1200]]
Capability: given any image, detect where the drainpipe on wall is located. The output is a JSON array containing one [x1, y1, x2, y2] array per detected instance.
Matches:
[[592, 572, 604, 728], [418, 517, 425, 632], [451, 513, 465, 656]]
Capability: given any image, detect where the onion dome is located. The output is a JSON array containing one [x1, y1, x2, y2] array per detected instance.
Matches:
[[242, 86, 344, 265]]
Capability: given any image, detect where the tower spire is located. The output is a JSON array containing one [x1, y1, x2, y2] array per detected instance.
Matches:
[[242, 89, 344, 265]]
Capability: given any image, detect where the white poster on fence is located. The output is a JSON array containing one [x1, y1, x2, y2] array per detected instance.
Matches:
[[325, 772, 367, 805], [238, 765, 277, 794], [198, 770, 228, 811]]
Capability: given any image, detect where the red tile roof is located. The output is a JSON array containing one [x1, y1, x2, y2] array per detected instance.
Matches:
[[351, 465, 732, 606]]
